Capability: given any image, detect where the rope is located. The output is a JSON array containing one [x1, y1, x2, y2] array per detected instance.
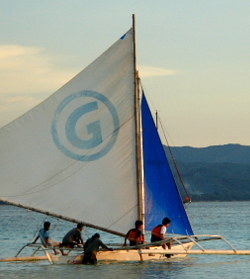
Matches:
[[158, 116, 191, 203]]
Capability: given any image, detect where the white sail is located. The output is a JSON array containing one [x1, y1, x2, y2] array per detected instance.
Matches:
[[0, 29, 138, 235]]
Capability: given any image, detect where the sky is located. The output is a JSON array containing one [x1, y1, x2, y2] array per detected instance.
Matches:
[[1, 0, 250, 147]]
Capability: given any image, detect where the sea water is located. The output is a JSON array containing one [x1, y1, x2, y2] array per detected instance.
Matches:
[[0, 202, 250, 279]]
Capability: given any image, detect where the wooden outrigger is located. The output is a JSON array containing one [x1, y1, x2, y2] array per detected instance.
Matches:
[[1, 234, 250, 264]]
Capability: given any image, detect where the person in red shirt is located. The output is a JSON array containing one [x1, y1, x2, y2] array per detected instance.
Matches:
[[151, 217, 171, 249], [124, 220, 145, 246]]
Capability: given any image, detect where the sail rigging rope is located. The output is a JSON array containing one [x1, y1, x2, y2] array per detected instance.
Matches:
[[158, 116, 191, 203], [139, 79, 191, 203]]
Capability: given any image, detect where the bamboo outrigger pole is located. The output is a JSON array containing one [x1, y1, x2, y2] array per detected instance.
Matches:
[[2, 199, 126, 237], [139, 250, 250, 255]]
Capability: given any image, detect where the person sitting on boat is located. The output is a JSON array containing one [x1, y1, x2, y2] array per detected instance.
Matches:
[[60, 223, 84, 249], [124, 220, 145, 246], [32, 221, 62, 255], [151, 217, 171, 250], [82, 233, 113, 264]]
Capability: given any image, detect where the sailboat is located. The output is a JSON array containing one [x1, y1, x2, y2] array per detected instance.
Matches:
[[1, 15, 250, 264]]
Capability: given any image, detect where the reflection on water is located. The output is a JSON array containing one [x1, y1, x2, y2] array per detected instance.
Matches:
[[0, 202, 250, 279]]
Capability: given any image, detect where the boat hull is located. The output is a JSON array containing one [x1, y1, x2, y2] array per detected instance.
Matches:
[[52, 242, 194, 264], [98, 242, 194, 261]]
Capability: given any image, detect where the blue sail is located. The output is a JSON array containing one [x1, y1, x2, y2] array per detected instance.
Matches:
[[142, 94, 193, 235]]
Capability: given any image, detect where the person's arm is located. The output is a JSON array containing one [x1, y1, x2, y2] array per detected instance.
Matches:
[[84, 239, 89, 251], [142, 233, 145, 244], [159, 226, 167, 249], [135, 230, 143, 245], [44, 237, 49, 246], [159, 226, 166, 239], [43, 231, 50, 247], [123, 230, 130, 246], [76, 230, 84, 246], [32, 235, 39, 244], [100, 240, 113, 251], [123, 236, 128, 246], [159, 234, 164, 239], [80, 235, 84, 246]]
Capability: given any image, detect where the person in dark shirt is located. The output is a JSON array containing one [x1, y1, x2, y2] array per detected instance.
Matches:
[[124, 220, 144, 246], [61, 223, 84, 248], [82, 233, 113, 264]]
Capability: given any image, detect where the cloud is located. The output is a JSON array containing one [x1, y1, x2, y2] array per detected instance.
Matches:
[[0, 46, 177, 127], [0, 44, 77, 127], [0, 45, 177, 95], [0, 44, 75, 95], [138, 65, 177, 77]]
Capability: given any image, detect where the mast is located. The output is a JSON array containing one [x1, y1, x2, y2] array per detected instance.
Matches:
[[132, 14, 144, 223]]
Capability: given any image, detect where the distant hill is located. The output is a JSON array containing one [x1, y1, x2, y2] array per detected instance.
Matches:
[[164, 144, 250, 201], [165, 144, 250, 164]]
